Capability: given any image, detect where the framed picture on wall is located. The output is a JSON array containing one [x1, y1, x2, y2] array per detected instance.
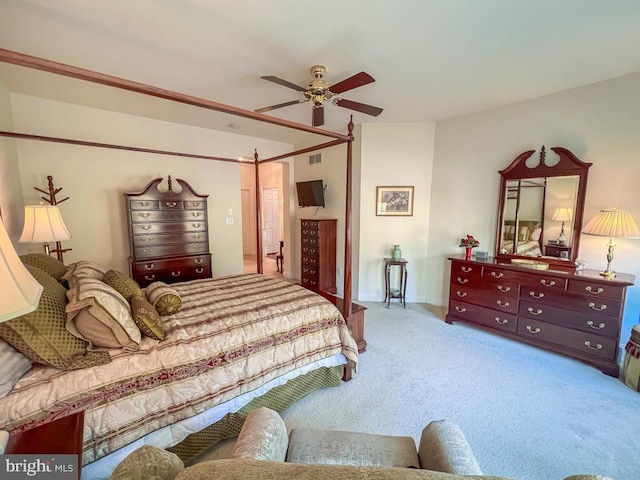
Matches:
[[376, 186, 414, 216], [507, 188, 518, 199]]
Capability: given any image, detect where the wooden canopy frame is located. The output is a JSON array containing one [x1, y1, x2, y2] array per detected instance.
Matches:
[[0, 48, 357, 324]]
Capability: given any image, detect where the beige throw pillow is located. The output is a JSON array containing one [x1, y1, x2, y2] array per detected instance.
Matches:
[[109, 446, 184, 480]]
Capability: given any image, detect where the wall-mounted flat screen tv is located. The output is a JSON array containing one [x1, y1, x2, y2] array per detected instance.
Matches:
[[296, 179, 325, 207]]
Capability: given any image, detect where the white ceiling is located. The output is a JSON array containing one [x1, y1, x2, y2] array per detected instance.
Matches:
[[2, 0, 640, 145]]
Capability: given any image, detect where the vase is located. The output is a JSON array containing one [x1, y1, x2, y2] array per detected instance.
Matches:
[[465, 247, 472, 260], [392, 245, 402, 260]]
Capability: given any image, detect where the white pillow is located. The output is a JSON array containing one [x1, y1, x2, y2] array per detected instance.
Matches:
[[0, 339, 33, 398]]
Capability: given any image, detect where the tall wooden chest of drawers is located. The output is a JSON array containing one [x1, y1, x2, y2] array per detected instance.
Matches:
[[300, 219, 337, 293], [124, 177, 212, 287], [446, 256, 635, 376]]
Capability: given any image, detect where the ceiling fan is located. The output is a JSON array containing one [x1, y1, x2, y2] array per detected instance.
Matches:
[[255, 65, 383, 127]]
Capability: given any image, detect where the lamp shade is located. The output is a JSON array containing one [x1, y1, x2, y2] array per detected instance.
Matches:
[[19, 205, 71, 244], [0, 218, 43, 323], [582, 207, 640, 238], [552, 207, 573, 223]]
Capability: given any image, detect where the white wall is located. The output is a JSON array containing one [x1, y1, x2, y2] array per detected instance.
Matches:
[[429, 71, 640, 344], [11, 94, 292, 276]]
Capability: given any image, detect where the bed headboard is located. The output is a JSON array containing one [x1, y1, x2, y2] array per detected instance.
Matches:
[[503, 220, 540, 242]]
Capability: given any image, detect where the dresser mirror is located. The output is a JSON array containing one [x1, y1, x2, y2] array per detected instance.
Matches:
[[495, 146, 591, 270]]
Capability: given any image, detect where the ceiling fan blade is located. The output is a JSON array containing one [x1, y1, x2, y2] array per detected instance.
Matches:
[[260, 75, 307, 92], [312, 105, 324, 127], [335, 98, 383, 117], [255, 99, 307, 113], [329, 71, 375, 94]]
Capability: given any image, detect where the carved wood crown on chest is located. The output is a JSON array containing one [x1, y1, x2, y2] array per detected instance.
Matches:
[[124, 176, 212, 287]]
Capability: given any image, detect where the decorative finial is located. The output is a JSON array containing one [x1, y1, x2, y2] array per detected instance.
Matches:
[[167, 175, 173, 191], [539, 146, 546, 165]]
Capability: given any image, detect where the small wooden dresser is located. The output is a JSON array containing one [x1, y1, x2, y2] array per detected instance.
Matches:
[[300, 219, 337, 293], [124, 177, 212, 287], [446, 256, 635, 376]]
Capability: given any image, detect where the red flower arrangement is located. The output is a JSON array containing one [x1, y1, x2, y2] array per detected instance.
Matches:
[[459, 235, 479, 248]]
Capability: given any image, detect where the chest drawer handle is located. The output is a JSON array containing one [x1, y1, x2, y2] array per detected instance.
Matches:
[[496, 300, 510, 308], [192, 223, 202, 228], [195, 267, 204, 274], [144, 274, 155, 281], [497, 285, 510, 293], [191, 212, 202, 217], [490, 271, 504, 278], [141, 225, 152, 230], [494, 317, 508, 325], [143, 248, 153, 254], [455, 291, 467, 298], [526, 326, 541, 334], [456, 277, 468, 284], [192, 234, 202, 239], [527, 307, 543, 316], [584, 341, 603, 350], [171, 271, 181, 277], [455, 306, 466, 313], [192, 202, 201, 207], [166, 202, 177, 207], [586, 320, 606, 330], [141, 236, 154, 242], [461, 266, 472, 273], [144, 263, 155, 270], [585, 286, 604, 294], [194, 258, 203, 264], [529, 291, 544, 299], [588, 302, 607, 311], [138, 212, 151, 218], [139, 201, 151, 207], [540, 279, 556, 287]]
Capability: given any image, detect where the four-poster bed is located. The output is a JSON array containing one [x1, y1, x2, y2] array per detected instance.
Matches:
[[0, 48, 361, 478]]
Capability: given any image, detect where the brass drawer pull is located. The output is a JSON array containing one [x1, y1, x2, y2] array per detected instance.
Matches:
[[194, 258, 203, 264], [144, 274, 155, 281], [191, 212, 202, 217], [495, 317, 508, 325], [144, 263, 154, 270], [497, 285, 510, 293], [195, 268, 204, 274], [192, 223, 202, 228], [496, 300, 510, 308], [526, 326, 541, 334], [166, 202, 177, 207], [585, 286, 604, 294], [141, 225, 152, 230], [143, 249, 153, 254], [461, 266, 472, 273], [540, 279, 556, 287], [192, 244, 200, 249], [455, 306, 466, 313], [529, 291, 544, 299], [138, 201, 151, 207], [586, 320, 605, 330], [141, 236, 153, 242], [192, 202, 201, 207], [192, 234, 202, 239], [138, 212, 151, 218], [490, 271, 504, 278], [456, 277, 468, 284], [456, 291, 467, 298], [584, 341, 603, 350], [527, 307, 543, 316], [588, 302, 607, 311], [171, 271, 181, 277]]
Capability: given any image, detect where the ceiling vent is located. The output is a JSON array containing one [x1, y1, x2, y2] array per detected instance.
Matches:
[[309, 153, 322, 165]]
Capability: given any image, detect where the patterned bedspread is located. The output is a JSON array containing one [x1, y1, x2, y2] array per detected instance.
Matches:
[[500, 240, 542, 256], [0, 274, 358, 464]]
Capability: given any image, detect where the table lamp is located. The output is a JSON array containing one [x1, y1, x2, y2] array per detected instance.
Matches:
[[0, 217, 43, 322], [581, 206, 640, 278], [19, 205, 71, 261], [551, 207, 573, 245]]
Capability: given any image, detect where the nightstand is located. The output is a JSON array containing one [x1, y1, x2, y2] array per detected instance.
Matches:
[[5, 412, 84, 479], [544, 244, 571, 258]]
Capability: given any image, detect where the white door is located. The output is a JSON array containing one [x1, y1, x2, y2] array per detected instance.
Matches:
[[263, 187, 279, 255], [241, 189, 255, 255]]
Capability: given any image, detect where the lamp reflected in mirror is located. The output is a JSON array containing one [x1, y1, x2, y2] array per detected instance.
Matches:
[[551, 207, 573, 245], [582, 206, 640, 278]]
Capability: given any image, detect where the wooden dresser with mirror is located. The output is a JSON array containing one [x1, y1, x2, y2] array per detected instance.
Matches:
[[446, 146, 635, 375]]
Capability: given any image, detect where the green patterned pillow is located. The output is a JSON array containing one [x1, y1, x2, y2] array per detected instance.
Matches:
[[20, 253, 68, 281], [104, 269, 143, 301], [0, 265, 111, 370], [145, 282, 182, 316], [131, 295, 165, 341]]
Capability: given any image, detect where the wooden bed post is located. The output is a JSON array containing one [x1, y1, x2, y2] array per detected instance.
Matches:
[[343, 118, 354, 326], [254, 149, 263, 274]]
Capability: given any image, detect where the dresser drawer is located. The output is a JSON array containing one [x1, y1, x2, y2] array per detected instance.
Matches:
[[132, 254, 210, 274], [159, 200, 184, 209], [476, 279, 519, 298], [131, 221, 207, 235], [301, 255, 319, 266], [481, 266, 520, 282], [518, 299, 619, 339], [449, 283, 518, 314], [450, 260, 483, 278], [131, 209, 206, 223], [568, 278, 626, 300], [517, 317, 616, 360], [522, 287, 622, 318], [129, 199, 160, 210], [134, 242, 209, 259], [301, 276, 319, 289], [301, 235, 319, 247], [132, 231, 208, 247], [301, 245, 319, 258], [448, 299, 517, 333], [301, 220, 319, 229], [184, 200, 206, 209], [301, 265, 319, 281], [521, 275, 567, 291], [132, 255, 212, 287]]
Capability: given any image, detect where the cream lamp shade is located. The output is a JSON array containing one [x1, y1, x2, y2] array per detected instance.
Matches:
[[582, 206, 640, 278], [19, 205, 71, 254], [551, 207, 573, 244], [0, 218, 43, 323]]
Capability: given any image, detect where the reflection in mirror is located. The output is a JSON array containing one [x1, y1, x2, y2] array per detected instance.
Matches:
[[500, 179, 545, 256]]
